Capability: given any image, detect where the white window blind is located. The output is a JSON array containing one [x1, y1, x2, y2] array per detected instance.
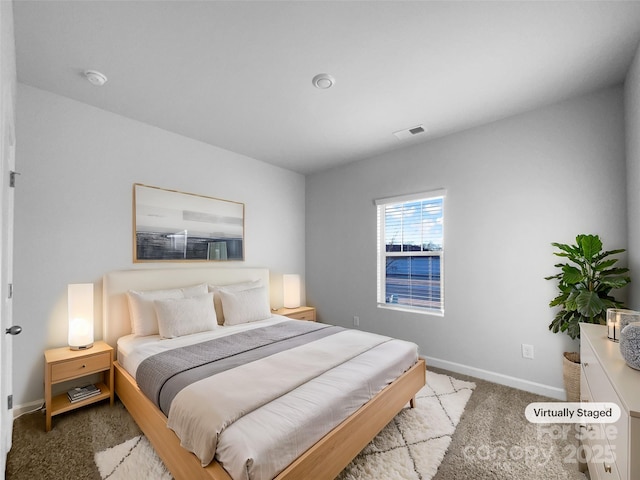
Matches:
[[376, 189, 445, 315]]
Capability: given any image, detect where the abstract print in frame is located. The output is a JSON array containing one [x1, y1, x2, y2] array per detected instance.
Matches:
[[133, 183, 244, 262]]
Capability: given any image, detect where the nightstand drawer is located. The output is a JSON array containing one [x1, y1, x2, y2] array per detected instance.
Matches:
[[51, 352, 111, 382], [288, 310, 316, 321], [274, 306, 317, 321]]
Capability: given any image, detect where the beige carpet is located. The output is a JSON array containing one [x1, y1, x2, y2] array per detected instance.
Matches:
[[430, 368, 588, 480], [94, 371, 475, 480]]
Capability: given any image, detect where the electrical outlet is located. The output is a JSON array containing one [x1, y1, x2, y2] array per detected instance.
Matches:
[[353, 316, 360, 327], [522, 344, 534, 359]]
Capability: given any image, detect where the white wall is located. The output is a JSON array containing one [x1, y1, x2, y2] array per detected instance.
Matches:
[[13, 84, 306, 408], [626, 44, 640, 308], [306, 87, 627, 398]]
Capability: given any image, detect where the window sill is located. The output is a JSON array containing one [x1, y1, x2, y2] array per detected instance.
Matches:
[[377, 303, 444, 317]]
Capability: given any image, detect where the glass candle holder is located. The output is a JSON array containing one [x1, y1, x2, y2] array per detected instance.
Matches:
[[607, 308, 640, 342]]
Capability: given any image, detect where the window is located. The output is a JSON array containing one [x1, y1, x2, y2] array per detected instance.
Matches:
[[376, 190, 445, 315]]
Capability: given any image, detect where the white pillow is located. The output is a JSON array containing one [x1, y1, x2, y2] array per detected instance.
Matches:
[[209, 280, 262, 325], [154, 293, 217, 339], [182, 283, 209, 298], [127, 283, 208, 336], [217, 286, 271, 326]]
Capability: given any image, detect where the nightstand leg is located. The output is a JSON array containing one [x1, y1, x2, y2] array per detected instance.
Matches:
[[44, 366, 52, 431], [107, 358, 114, 406]]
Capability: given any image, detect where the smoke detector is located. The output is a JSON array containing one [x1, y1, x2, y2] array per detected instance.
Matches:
[[84, 70, 108, 86], [312, 73, 335, 89], [393, 125, 426, 140]]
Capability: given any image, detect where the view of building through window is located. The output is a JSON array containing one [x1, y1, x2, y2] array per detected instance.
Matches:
[[377, 193, 444, 313]]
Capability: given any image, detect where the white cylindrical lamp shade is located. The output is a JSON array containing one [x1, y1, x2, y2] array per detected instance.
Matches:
[[68, 283, 94, 350], [283, 274, 301, 309]]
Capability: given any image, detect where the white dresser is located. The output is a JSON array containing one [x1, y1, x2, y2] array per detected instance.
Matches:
[[580, 323, 640, 480]]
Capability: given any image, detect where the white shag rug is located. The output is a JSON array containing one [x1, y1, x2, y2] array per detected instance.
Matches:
[[95, 371, 475, 480], [94, 434, 172, 480]]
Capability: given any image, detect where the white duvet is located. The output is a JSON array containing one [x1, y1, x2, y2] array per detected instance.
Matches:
[[118, 316, 419, 480]]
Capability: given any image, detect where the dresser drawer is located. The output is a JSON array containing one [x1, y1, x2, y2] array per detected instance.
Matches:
[[581, 368, 592, 403], [586, 448, 621, 480], [581, 368, 618, 480], [50, 351, 111, 383], [581, 333, 630, 480], [582, 341, 612, 401]]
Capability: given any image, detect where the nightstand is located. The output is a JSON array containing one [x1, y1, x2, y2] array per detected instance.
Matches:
[[274, 306, 316, 321], [44, 340, 114, 431]]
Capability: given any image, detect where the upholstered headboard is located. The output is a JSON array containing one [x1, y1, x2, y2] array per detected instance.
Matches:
[[102, 267, 270, 349]]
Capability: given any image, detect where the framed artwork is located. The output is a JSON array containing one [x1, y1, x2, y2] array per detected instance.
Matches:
[[133, 183, 244, 262]]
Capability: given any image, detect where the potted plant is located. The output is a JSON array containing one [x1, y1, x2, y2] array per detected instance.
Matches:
[[545, 234, 630, 401]]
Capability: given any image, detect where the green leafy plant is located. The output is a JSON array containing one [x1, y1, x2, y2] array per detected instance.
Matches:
[[546, 234, 631, 340]]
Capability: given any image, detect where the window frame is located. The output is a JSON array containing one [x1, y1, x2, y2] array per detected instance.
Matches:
[[375, 189, 446, 316]]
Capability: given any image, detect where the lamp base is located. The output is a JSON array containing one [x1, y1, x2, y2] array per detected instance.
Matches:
[[69, 343, 94, 351]]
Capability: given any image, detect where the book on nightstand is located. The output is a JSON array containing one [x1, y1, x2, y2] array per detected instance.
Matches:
[[67, 384, 100, 403]]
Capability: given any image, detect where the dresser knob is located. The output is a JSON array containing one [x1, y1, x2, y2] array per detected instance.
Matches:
[[604, 463, 612, 473], [82, 364, 86, 368]]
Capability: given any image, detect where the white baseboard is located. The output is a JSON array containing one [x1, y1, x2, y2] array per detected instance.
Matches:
[[13, 399, 44, 418], [423, 355, 566, 400]]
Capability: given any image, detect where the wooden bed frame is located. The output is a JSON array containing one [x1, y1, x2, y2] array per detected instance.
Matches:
[[103, 267, 426, 480]]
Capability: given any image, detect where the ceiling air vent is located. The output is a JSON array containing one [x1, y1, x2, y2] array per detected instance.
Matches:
[[393, 125, 426, 140]]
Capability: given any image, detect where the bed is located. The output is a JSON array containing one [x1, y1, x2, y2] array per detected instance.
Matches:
[[103, 267, 426, 480]]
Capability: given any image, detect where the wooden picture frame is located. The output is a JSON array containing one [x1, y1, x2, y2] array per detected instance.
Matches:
[[133, 184, 244, 262]]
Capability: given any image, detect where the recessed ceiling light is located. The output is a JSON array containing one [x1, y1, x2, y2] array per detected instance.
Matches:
[[84, 70, 108, 86], [312, 73, 335, 89]]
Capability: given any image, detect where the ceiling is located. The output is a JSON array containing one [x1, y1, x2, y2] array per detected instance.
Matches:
[[13, 1, 640, 175]]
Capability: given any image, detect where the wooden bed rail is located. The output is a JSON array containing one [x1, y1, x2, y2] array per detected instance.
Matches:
[[115, 362, 232, 480], [114, 358, 426, 480], [275, 358, 426, 479]]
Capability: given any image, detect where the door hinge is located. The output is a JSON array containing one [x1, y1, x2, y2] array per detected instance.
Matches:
[[9, 171, 20, 188], [7, 395, 12, 410], [8, 283, 12, 299]]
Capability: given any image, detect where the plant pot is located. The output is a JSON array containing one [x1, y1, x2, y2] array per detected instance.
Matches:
[[562, 351, 581, 402]]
